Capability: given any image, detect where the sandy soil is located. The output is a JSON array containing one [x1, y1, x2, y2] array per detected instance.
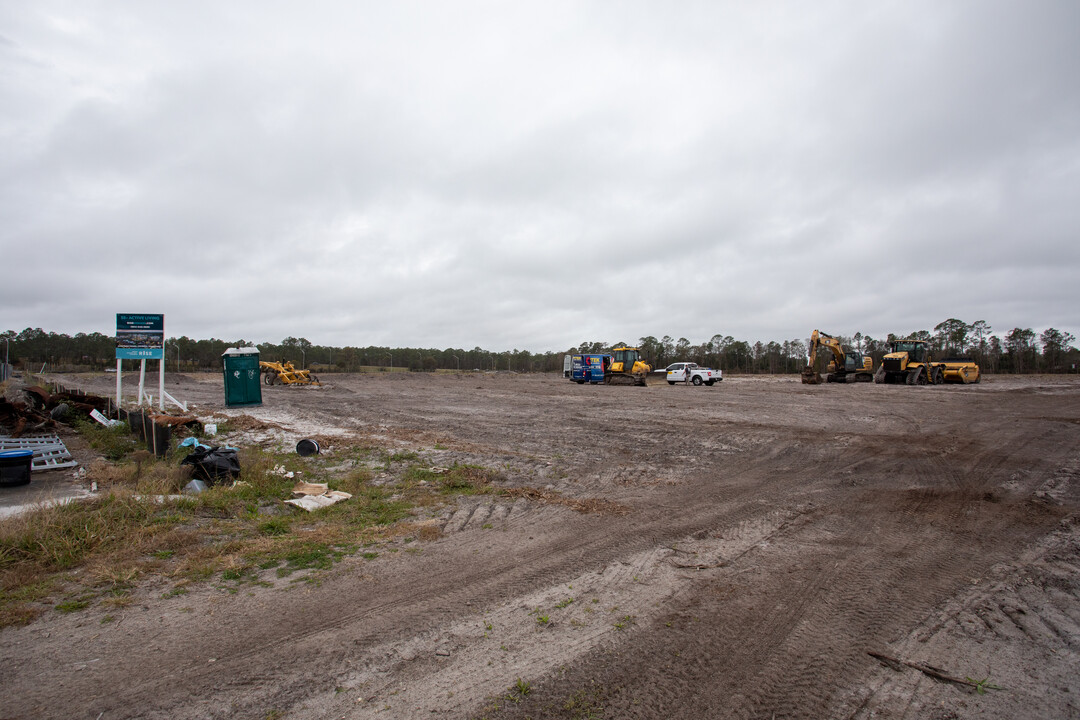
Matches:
[[3, 371, 1079, 719]]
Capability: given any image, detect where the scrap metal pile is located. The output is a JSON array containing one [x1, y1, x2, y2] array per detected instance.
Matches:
[[1, 379, 110, 436]]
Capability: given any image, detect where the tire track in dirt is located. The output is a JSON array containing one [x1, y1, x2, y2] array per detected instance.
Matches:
[[17, 476, 760, 718], [476, 403, 1077, 719], [66, 458, 821, 720], [305, 508, 811, 719], [845, 518, 1080, 720]]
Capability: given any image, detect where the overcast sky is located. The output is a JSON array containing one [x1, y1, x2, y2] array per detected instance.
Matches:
[[2, 1, 1077, 352]]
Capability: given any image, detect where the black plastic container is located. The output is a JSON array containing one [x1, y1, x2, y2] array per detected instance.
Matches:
[[0, 450, 33, 487]]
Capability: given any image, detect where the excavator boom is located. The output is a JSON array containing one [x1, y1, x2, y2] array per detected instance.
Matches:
[[802, 330, 874, 384]]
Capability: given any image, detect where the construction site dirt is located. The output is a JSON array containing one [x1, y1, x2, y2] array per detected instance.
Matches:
[[4, 371, 1080, 720]]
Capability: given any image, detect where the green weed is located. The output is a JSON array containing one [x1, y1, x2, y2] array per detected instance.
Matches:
[[71, 417, 138, 461], [258, 518, 291, 536], [563, 687, 605, 719], [56, 598, 91, 613], [966, 676, 1004, 694]]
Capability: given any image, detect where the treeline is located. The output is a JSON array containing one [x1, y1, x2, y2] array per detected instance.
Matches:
[[1, 319, 1076, 375], [0, 329, 563, 374]]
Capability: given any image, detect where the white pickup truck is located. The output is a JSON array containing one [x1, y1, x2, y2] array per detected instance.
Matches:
[[665, 362, 722, 386]]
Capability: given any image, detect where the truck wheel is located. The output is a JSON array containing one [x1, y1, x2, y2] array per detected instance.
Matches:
[[576, 380, 585, 384], [668, 381, 676, 385], [706, 380, 715, 386], [933, 368, 944, 385], [692, 376, 703, 386]]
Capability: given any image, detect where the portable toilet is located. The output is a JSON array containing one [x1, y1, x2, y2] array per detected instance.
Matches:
[[222, 347, 262, 407]]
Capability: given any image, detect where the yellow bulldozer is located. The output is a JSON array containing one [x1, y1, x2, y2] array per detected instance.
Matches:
[[259, 360, 321, 386], [802, 330, 874, 384], [605, 347, 652, 386], [874, 339, 942, 385]]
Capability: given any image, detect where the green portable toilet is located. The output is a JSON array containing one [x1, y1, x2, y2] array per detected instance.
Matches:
[[222, 347, 262, 407]]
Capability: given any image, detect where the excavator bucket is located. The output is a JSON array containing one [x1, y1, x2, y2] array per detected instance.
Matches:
[[801, 367, 823, 384]]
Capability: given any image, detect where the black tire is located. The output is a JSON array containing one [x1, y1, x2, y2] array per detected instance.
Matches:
[[576, 380, 585, 384], [692, 376, 703, 386], [933, 368, 944, 385], [264, 371, 277, 386], [668, 381, 676, 385], [706, 380, 715, 386]]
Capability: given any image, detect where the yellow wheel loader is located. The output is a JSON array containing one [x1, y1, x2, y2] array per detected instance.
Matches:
[[874, 340, 944, 385], [801, 330, 874, 384], [604, 347, 651, 386]]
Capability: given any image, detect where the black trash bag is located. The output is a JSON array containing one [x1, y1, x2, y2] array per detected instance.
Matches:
[[180, 446, 241, 485]]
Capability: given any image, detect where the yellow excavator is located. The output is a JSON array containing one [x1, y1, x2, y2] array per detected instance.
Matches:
[[802, 330, 874, 384], [605, 347, 652, 386]]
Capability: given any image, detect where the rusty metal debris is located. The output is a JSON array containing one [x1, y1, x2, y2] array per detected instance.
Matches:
[[1, 380, 112, 437]]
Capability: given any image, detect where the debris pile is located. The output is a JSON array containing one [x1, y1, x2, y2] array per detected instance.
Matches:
[[285, 481, 352, 511], [1, 378, 116, 434]]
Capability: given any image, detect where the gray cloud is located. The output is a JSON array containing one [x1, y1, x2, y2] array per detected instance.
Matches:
[[1, 1, 1077, 351]]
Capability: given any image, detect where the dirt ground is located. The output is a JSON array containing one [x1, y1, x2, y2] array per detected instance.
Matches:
[[3, 371, 1080, 720]]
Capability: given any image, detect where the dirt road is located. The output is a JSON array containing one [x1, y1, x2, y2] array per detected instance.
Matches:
[[4, 372, 1080, 719]]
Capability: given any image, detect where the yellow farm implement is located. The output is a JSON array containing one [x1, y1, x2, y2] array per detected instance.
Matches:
[[259, 361, 321, 386]]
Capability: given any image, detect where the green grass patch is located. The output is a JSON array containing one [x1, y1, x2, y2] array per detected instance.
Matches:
[[56, 597, 91, 613], [387, 450, 420, 464], [439, 464, 503, 495], [261, 540, 359, 577], [258, 518, 291, 536], [71, 417, 138, 461]]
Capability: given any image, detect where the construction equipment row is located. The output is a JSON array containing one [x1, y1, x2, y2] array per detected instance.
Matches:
[[802, 330, 980, 386]]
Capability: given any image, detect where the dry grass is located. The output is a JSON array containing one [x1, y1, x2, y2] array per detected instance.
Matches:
[[0, 439, 504, 627]]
